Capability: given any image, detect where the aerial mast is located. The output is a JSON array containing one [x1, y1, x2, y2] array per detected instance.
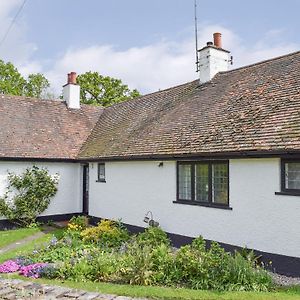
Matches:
[[194, 0, 200, 73]]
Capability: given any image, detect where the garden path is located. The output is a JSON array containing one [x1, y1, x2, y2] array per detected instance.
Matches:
[[0, 227, 54, 255], [0, 278, 149, 299]]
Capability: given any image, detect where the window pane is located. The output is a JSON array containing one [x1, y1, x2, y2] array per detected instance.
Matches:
[[195, 164, 209, 202], [98, 163, 105, 181], [286, 162, 300, 189], [212, 163, 228, 204], [178, 164, 192, 200]]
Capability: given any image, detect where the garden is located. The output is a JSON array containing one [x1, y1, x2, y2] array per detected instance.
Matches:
[[0, 166, 299, 299]]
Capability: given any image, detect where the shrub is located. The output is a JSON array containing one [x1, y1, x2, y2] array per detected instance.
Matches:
[[118, 241, 155, 285], [225, 253, 273, 291], [67, 216, 89, 232], [17, 227, 274, 292], [136, 226, 170, 248], [0, 166, 58, 226], [81, 219, 129, 247]]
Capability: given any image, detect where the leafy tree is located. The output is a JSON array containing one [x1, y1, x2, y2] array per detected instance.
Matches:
[[25, 73, 50, 98], [77, 71, 140, 107], [0, 59, 50, 99], [0, 60, 26, 96]]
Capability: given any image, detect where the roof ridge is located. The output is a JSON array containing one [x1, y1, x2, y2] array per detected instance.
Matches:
[[219, 49, 300, 75], [0, 94, 62, 103], [0, 94, 103, 112]]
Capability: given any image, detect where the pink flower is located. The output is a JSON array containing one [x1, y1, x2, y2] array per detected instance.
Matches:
[[0, 260, 20, 273], [19, 263, 47, 278]]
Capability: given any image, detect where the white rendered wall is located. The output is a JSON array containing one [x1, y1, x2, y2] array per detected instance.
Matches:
[[63, 84, 80, 109], [89, 159, 300, 258], [198, 47, 230, 83], [0, 161, 82, 218]]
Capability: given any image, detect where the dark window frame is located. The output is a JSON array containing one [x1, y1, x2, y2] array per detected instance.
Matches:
[[96, 163, 106, 183], [276, 159, 300, 196], [175, 160, 231, 209]]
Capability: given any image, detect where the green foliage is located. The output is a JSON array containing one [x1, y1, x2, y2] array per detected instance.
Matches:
[[67, 216, 89, 232], [80, 219, 129, 247], [0, 166, 59, 226], [77, 71, 140, 107], [238, 247, 263, 267], [0, 60, 26, 95], [137, 226, 170, 248], [0, 60, 50, 98], [18, 224, 273, 292], [25, 73, 50, 98]]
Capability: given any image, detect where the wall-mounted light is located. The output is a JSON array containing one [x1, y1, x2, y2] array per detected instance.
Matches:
[[143, 211, 159, 227], [158, 162, 164, 167]]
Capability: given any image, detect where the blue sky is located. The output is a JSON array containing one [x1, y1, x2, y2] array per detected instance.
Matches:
[[0, 0, 300, 95]]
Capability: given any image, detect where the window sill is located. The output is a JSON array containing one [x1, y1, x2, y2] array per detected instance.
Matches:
[[173, 200, 232, 210], [96, 180, 106, 183], [275, 191, 300, 196]]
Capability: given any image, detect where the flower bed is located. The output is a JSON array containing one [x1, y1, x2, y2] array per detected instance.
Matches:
[[0, 259, 48, 278], [0, 217, 274, 292]]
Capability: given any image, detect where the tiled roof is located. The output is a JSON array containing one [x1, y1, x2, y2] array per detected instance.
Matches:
[[79, 50, 300, 159], [0, 96, 102, 160]]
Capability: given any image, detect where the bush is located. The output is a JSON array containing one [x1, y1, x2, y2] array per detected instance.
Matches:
[[137, 226, 170, 248], [0, 166, 58, 226], [67, 216, 89, 232], [81, 219, 129, 248], [17, 224, 274, 292]]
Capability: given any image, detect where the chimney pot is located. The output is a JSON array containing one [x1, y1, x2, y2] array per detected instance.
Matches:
[[213, 32, 222, 48], [68, 72, 77, 84]]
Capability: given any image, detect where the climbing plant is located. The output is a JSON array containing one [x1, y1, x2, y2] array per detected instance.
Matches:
[[0, 166, 59, 226]]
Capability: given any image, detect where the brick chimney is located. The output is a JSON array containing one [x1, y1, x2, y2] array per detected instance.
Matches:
[[63, 72, 80, 109], [198, 32, 231, 83]]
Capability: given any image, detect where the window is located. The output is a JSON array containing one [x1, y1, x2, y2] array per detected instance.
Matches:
[[97, 163, 106, 182], [280, 160, 300, 193], [176, 161, 229, 208]]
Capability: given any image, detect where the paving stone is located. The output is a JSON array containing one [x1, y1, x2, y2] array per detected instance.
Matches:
[[77, 292, 103, 299], [12, 281, 34, 288], [0, 279, 151, 300], [24, 282, 44, 293], [45, 287, 71, 297], [0, 287, 14, 296], [62, 290, 87, 298], [1, 291, 18, 299], [40, 285, 56, 294], [94, 294, 117, 300]]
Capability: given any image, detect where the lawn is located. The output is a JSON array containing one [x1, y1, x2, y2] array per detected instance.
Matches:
[[0, 228, 64, 263], [3, 274, 300, 300], [0, 227, 40, 248]]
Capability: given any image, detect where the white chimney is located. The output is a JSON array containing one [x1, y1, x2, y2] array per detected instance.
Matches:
[[63, 72, 80, 109], [198, 33, 231, 84]]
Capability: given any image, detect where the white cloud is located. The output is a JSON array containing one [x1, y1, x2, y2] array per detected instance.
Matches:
[[45, 24, 299, 96], [0, 0, 38, 75], [0, 4, 298, 97]]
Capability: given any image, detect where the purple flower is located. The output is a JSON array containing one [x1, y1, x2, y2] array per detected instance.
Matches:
[[19, 263, 47, 278], [49, 236, 58, 246], [0, 260, 20, 273]]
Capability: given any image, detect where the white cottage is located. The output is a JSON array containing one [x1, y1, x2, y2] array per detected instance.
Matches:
[[0, 34, 299, 276]]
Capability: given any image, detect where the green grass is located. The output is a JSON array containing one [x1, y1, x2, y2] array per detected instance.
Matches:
[[0, 227, 40, 248], [3, 274, 300, 300], [0, 228, 64, 263]]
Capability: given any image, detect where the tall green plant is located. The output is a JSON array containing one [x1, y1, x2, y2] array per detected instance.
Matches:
[[0, 166, 59, 226]]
